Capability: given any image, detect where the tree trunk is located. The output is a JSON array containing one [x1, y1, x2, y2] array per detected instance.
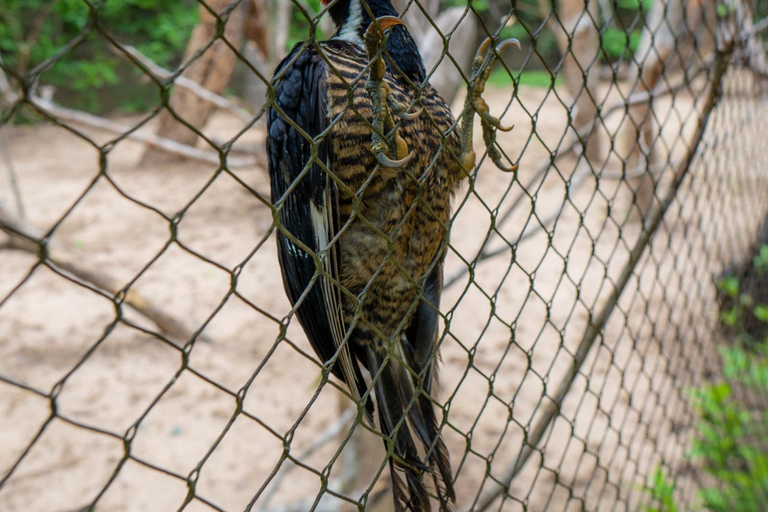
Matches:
[[392, 0, 481, 107], [415, 8, 479, 107], [623, 0, 713, 214], [241, 0, 294, 119], [140, 0, 245, 167], [623, 0, 683, 180], [551, 0, 602, 162]]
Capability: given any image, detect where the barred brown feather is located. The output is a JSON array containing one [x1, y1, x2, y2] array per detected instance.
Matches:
[[268, 31, 464, 512]]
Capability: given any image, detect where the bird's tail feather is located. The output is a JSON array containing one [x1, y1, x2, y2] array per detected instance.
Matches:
[[366, 345, 455, 512], [394, 352, 456, 509]]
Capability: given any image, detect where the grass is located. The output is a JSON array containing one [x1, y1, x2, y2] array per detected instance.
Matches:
[[486, 69, 563, 89]]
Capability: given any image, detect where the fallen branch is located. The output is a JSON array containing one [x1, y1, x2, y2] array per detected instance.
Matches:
[[0, 52, 15, 102], [0, 201, 209, 345], [114, 44, 254, 122], [28, 96, 257, 168], [466, 36, 734, 512], [0, 125, 24, 218]]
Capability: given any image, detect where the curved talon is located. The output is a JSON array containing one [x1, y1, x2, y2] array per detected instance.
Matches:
[[494, 161, 518, 173], [399, 107, 423, 121], [485, 118, 514, 132], [459, 36, 522, 178], [367, 15, 405, 35], [496, 38, 521, 53], [378, 151, 414, 169], [488, 143, 517, 172], [476, 37, 493, 58]]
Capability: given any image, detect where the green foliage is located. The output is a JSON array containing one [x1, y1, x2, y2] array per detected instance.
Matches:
[[0, 0, 198, 114], [758, 0, 768, 20], [717, 245, 768, 339], [690, 341, 768, 511], [642, 344, 768, 511], [641, 467, 678, 512], [487, 69, 563, 89], [601, 27, 641, 61], [287, 0, 331, 50], [442, 0, 490, 12], [614, 0, 654, 10], [754, 246, 768, 277], [642, 249, 768, 511]]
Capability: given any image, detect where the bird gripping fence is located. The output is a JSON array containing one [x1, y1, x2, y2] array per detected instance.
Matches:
[[1, 1, 768, 511]]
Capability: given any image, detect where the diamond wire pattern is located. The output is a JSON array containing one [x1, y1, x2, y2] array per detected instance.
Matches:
[[0, 1, 767, 511]]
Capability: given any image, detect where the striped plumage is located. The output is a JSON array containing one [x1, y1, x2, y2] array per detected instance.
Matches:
[[322, 42, 463, 348], [267, 2, 466, 510]]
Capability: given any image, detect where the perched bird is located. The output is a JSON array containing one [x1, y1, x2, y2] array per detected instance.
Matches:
[[267, 0, 518, 509]]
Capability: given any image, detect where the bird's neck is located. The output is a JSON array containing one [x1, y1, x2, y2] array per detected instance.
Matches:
[[329, 0, 426, 83]]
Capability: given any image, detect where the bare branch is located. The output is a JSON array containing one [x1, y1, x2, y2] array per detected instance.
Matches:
[[115, 44, 254, 122], [0, 126, 23, 218], [29, 96, 257, 168], [274, 0, 292, 62], [0, 201, 210, 345]]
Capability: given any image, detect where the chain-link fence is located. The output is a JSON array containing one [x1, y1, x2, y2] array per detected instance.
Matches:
[[1, 0, 767, 511]]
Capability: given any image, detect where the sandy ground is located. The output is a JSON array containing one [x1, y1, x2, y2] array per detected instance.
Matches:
[[1, 72, 767, 512]]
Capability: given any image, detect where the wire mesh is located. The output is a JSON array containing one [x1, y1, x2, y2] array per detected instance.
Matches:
[[1, 0, 767, 511]]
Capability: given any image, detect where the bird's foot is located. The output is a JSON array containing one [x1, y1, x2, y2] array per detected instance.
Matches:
[[364, 16, 416, 169], [459, 37, 521, 174]]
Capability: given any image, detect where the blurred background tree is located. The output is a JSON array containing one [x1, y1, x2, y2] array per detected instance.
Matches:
[[0, 0, 198, 114], [1, 0, 767, 160]]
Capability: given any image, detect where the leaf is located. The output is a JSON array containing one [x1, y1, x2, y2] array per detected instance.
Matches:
[[754, 304, 768, 323], [718, 276, 740, 298], [754, 245, 768, 275]]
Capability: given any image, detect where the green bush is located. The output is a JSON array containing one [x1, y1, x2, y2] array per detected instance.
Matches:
[[0, 0, 197, 114], [642, 245, 768, 511], [641, 467, 678, 512], [689, 341, 768, 511]]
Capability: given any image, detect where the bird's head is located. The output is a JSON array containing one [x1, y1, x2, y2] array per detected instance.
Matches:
[[322, 0, 398, 45], [321, 0, 425, 82]]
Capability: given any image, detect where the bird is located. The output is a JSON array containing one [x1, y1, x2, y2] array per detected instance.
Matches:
[[266, 0, 519, 509]]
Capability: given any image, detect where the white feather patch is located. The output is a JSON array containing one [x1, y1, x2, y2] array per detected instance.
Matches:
[[310, 194, 361, 408], [333, 0, 363, 45]]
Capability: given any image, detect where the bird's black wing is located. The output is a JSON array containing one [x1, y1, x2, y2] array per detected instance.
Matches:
[[267, 45, 368, 412], [401, 254, 456, 505]]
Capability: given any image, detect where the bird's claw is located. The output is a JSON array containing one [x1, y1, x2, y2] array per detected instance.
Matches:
[[487, 144, 518, 172], [378, 151, 415, 169], [399, 107, 423, 122], [458, 36, 522, 174], [366, 15, 405, 36], [475, 37, 521, 60], [364, 16, 415, 171], [476, 37, 493, 57], [496, 38, 522, 53], [482, 113, 514, 132]]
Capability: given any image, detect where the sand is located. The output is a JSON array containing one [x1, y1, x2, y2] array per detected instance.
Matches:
[[2, 73, 766, 512]]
